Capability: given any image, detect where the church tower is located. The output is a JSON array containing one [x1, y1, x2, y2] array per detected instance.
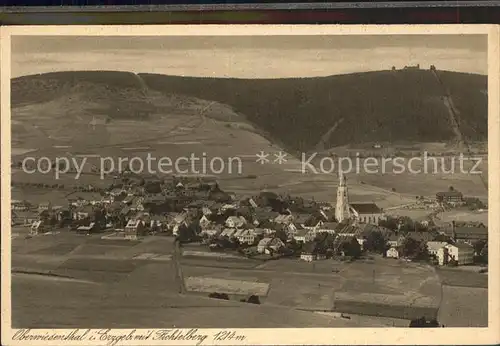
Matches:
[[335, 172, 350, 223]]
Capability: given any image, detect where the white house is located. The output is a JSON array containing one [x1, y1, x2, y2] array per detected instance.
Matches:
[[426, 241, 449, 256], [169, 212, 188, 234], [201, 207, 213, 216], [387, 234, 405, 248], [74, 205, 94, 220], [124, 219, 145, 240], [300, 242, 326, 262], [300, 252, 316, 262], [172, 220, 189, 236], [257, 237, 284, 254], [316, 222, 338, 234], [199, 215, 212, 230], [293, 229, 308, 243], [357, 237, 368, 250], [438, 243, 474, 266], [130, 197, 145, 211], [225, 216, 247, 229], [248, 198, 258, 208], [30, 220, 44, 235], [11, 200, 30, 211], [109, 188, 126, 197], [235, 229, 257, 245], [76, 222, 96, 234], [287, 222, 305, 235], [293, 229, 317, 243], [303, 219, 324, 231], [221, 203, 238, 212], [257, 238, 272, 253], [274, 214, 294, 225]]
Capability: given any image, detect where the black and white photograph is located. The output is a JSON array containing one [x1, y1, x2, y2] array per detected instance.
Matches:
[[1, 25, 498, 345]]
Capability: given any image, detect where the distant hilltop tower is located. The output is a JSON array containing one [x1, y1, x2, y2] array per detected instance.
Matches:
[[335, 173, 350, 223]]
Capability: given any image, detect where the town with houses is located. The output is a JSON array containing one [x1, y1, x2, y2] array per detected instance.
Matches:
[[11, 170, 489, 268]]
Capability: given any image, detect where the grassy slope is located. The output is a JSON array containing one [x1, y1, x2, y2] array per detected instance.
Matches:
[[12, 69, 487, 152], [11, 71, 154, 119]]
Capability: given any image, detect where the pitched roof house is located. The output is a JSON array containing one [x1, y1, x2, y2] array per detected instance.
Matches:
[[300, 241, 326, 262], [444, 221, 488, 243], [386, 246, 400, 259], [316, 222, 339, 234], [76, 222, 96, 234], [124, 219, 145, 240], [426, 241, 449, 256], [30, 220, 44, 235], [436, 191, 464, 203], [235, 229, 258, 245], [293, 228, 316, 243], [257, 237, 285, 254], [274, 213, 294, 225], [225, 216, 247, 228]]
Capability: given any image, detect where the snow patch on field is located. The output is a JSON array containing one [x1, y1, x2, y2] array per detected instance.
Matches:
[[185, 276, 270, 296]]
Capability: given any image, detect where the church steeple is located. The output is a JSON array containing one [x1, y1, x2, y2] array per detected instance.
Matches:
[[335, 172, 350, 223], [339, 172, 347, 187]]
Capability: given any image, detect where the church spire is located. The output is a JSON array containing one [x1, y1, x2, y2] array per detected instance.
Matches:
[[339, 171, 347, 187]]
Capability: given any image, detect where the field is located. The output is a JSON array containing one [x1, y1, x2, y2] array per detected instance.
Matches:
[[185, 277, 270, 296], [434, 210, 489, 226], [12, 272, 367, 328], [11, 232, 369, 328], [11, 226, 489, 327], [181, 256, 442, 318], [182, 250, 249, 260], [436, 268, 488, 288], [438, 286, 488, 327]]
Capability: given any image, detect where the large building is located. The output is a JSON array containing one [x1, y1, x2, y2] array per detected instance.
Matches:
[[349, 203, 384, 225], [444, 221, 488, 244], [437, 243, 474, 266], [334, 174, 383, 225], [436, 190, 464, 204]]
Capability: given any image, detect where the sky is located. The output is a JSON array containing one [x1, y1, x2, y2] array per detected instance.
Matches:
[[11, 35, 488, 78]]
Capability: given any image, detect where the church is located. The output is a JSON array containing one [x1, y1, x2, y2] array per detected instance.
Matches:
[[335, 173, 384, 225]]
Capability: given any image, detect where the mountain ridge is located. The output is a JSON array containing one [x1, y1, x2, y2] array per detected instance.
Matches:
[[11, 69, 488, 153]]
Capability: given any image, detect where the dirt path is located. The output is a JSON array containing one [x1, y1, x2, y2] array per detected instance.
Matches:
[[315, 118, 344, 152], [133, 73, 149, 95], [173, 241, 187, 294], [431, 69, 488, 191]]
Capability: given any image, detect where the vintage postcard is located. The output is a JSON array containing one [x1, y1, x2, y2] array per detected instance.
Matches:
[[1, 25, 499, 345]]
